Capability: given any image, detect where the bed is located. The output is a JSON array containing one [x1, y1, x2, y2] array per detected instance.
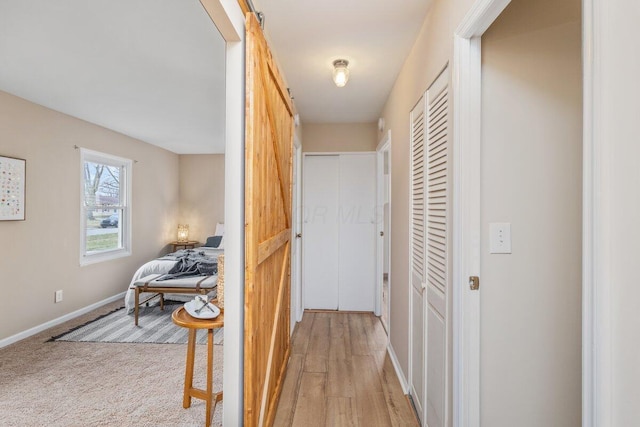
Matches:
[[124, 230, 224, 324]]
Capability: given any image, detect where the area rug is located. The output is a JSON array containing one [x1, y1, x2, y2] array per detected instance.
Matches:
[[50, 302, 223, 345]]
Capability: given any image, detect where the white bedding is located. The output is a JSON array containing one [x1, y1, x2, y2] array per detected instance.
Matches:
[[124, 247, 224, 311]]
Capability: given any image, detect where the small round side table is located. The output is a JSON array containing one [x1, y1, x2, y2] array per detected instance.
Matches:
[[172, 306, 224, 427]]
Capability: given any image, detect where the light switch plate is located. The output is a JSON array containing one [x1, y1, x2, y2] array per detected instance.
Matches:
[[490, 223, 511, 254]]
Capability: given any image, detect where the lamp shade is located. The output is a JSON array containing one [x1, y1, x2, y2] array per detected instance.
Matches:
[[332, 59, 349, 87], [177, 224, 189, 242]]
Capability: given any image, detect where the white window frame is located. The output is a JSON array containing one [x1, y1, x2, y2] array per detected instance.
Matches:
[[79, 148, 132, 266]]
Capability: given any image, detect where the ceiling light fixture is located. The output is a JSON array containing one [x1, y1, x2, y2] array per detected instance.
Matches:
[[332, 59, 350, 87]]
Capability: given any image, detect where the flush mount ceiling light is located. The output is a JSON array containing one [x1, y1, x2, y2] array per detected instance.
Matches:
[[332, 59, 350, 87]]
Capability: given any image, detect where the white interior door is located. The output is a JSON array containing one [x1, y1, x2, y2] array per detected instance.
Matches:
[[410, 94, 427, 423], [303, 155, 340, 310], [338, 153, 376, 311], [425, 69, 450, 427], [303, 153, 376, 312]]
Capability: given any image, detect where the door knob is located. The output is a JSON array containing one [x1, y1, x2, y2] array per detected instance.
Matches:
[[469, 276, 480, 290], [296, 233, 302, 238], [380, 231, 384, 237]]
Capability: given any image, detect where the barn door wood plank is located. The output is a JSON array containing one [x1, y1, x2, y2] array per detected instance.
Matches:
[[257, 55, 292, 225], [258, 242, 291, 425], [244, 11, 294, 427], [258, 228, 291, 265]]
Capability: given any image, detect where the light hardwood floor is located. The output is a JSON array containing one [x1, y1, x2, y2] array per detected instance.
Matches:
[[273, 311, 419, 427]]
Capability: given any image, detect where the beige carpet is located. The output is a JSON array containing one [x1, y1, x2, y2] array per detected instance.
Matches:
[[0, 301, 223, 427]]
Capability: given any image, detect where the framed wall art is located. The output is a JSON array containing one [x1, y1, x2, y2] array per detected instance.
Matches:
[[0, 155, 26, 221]]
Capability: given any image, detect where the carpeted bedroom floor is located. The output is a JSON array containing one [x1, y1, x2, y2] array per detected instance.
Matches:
[[0, 301, 223, 427]]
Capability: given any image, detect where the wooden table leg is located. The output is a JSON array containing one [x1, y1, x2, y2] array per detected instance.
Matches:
[[183, 328, 197, 409], [172, 309, 224, 426], [206, 328, 214, 427]]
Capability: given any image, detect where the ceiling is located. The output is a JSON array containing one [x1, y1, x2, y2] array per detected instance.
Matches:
[[0, 0, 433, 153], [0, 0, 226, 154], [253, 0, 434, 123]]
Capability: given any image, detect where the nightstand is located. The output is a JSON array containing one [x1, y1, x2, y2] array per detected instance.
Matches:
[[170, 241, 199, 251]]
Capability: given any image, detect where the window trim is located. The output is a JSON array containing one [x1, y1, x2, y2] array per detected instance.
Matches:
[[79, 148, 132, 266]]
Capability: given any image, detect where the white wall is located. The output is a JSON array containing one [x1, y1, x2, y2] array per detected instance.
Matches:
[[480, 0, 582, 425], [590, 0, 640, 424]]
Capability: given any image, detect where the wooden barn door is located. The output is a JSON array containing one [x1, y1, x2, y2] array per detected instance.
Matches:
[[244, 13, 294, 427]]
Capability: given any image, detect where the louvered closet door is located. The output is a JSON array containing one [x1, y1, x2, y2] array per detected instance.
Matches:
[[409, 94, 427, 423], [425, 69, 450, 427]]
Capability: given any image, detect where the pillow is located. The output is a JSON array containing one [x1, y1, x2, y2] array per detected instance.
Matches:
[[204, 235, 223, 248], [217, 236, 224, 250], [214, 223, 224, 236]]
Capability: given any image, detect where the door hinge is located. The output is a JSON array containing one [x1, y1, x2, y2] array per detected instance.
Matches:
[[469, 276, 480, 291]]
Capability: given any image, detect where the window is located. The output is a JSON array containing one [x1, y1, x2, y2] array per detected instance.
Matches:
[[80, 149, 132, 265]]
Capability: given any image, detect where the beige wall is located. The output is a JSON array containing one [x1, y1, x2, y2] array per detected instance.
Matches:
[[178, 154, 225, 243], [380, 0, 581, 424], [302, 122, 377, 152], [480, 0, 582, 425], [0, 90, 180, 340], [380, 0, 474, 385]]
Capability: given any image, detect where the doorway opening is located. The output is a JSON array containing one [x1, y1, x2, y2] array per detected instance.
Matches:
[[452, 0, 582, 424]]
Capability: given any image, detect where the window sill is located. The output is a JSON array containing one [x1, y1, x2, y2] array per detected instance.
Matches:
[[80, 248, 131, 266]]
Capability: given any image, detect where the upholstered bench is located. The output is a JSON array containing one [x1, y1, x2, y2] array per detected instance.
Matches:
[[132, 274, 218, 326]]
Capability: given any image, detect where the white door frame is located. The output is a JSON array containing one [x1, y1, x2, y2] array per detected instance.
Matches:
[[197, 0, 246, 425], [582, 1, 609, 426], [451, 1, 511, 426], [291, 137, 303, 328], [376, 131, 391, 325], [408, 94, 427, 423]]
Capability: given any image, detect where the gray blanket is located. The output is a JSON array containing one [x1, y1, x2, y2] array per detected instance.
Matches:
[[156, 249, 218, 281]]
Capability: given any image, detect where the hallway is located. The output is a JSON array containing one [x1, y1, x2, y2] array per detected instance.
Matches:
[[273, 311, 419, 426]]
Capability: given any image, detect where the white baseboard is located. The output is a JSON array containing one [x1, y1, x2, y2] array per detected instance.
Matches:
[[387, 342, 410, 393], [0, 292, 126, 349]]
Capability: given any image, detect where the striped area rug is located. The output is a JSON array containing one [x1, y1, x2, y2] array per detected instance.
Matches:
[[50, 303, 223, 345]]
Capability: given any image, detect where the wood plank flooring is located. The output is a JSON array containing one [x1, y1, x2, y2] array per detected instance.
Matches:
[[273, 311, 419, 427]]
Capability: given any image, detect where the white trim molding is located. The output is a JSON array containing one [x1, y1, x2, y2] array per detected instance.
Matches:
[[582, 0, 611, 426], [388, 342, 410, 393], [456, 0, 512, 38], [452, 33, 482, 427], [0, 292, 126, 349], [452, 1, 511, 427]]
